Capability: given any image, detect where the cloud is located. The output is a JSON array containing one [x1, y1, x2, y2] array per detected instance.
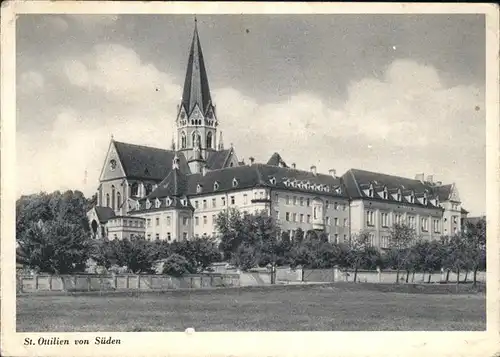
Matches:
[[16, 46, 485, 214], [62, 44, 180, 102], [43, 16, 69, 32], [18, 71, 45, 93], [66, 14, 119, 27]]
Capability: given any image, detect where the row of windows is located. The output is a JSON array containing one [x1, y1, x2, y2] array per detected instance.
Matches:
[[146, 232, 188, 241], [284, 195, 347, 210], [105, 188, 122, 211], [179, 131, 214, 149], [286, 230, 347, 244], [193, 192, 267, 209], [194, 215, 217, 226], [282, 212, 348, 227], [146, 216, 189, 227], [365, 211, 441, 233]]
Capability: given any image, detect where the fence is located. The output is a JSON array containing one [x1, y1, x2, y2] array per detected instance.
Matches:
[[17, 273, 240, 293], [300, 267, 486, 284]]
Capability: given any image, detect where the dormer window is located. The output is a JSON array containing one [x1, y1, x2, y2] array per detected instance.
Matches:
[[325, 186, 330, 193], [368, 184, 374, 198], [146, 199, 151, 209], [334, 186, 342, 195], [383, 187, 388, 200], [292, 181, 297, 188], [396, 189, 402, 202], [181, 198, 187, 206], [155, 198, 160, 208], [135, 201, 140, 210], [232, 178, 239, 187], [269, 177, 276, 185], [305, 182, 311, 190], [165, 197, 172, 206], [214, 181, 219, 191], [197, 184, 203, 193], [409, 193, 415, 204]]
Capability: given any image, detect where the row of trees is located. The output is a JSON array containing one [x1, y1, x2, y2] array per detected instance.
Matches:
[[16, 191, 486, 286], [215, 208, 486, 286]]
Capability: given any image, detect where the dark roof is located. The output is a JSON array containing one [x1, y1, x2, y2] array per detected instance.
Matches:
[[147, 167, 189, 199], [144, 164, 348, 200], [206, 149, 233, 170], [181, 21, 212, 115], [114, 141, 190, 180], [342, 169, 448, 208], [266, 152, 288, 168], [94, 206, 116, 223], [434, 184, 453, 202]]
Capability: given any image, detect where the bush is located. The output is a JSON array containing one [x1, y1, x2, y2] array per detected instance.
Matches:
[[162, 254, 194, 277]]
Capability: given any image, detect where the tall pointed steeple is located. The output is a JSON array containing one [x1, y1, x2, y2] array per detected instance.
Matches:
[[176, 19, 219, 162], [181, 17, 212, 115]]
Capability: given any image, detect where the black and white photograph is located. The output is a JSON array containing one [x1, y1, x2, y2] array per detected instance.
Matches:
[[1, 2, 499, 357]]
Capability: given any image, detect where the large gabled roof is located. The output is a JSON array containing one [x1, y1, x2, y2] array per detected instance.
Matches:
[[342, 168, 449, 208], [266, 152, 288, 168], [94, 206, 116, 223], [206, 149, 234, 170], [147, 166, 189, 199], [113, 141, 190, 180], [186, 163, 347, 197]]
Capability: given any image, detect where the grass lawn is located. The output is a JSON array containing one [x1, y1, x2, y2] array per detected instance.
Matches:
[[17, 283, 486, 332]]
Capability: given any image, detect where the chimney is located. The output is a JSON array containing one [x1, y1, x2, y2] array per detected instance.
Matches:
[[292, 163, 296, 169], [329, 169, 336, 177], [310, 165, 317, 175], [249, 157, 255, 165], [414, 173, 424, 182], [426, 175, 433, 183]]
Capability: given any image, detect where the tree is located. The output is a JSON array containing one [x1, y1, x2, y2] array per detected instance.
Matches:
[[413, 240, 442, 283], [170, 236, 221, 273], [162, 254, 194, 277], [215, 209, 280, 269], [111, 236, 156, 274], [292, 228, 304, 243], [16, 190, 93, 273], [448, 234, 468, 287], [216, 208, 244, 260], [388, 223, 416, 284], [344, 232, 371, 283], [463, 218, 486, 286], [231, 242, 259, 271], [16, 220, 91, 274]]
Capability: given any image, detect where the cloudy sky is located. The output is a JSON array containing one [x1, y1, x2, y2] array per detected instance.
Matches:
[[16, 14, 485, 215]]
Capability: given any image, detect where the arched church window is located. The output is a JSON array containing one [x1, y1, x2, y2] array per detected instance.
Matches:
[[206, 132, 213, 149], [192, 131, 201, 147], [117, 192, 121, 209], [111, 186, 116, 210], [131, 183, 139, 196], [181, 131, 187, 149], [106, 193, 110, 208]]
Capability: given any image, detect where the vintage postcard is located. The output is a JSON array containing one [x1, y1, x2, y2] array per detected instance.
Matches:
[[1, 1, 499, 357]]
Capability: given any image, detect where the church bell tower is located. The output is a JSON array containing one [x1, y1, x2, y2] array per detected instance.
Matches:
[[176, 18, 218, 172]]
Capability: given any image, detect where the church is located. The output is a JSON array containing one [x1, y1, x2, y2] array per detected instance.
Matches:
[[87, 21, 468, 248]]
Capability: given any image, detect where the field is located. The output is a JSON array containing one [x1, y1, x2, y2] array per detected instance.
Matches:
[[17, 283, 486, 332]]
